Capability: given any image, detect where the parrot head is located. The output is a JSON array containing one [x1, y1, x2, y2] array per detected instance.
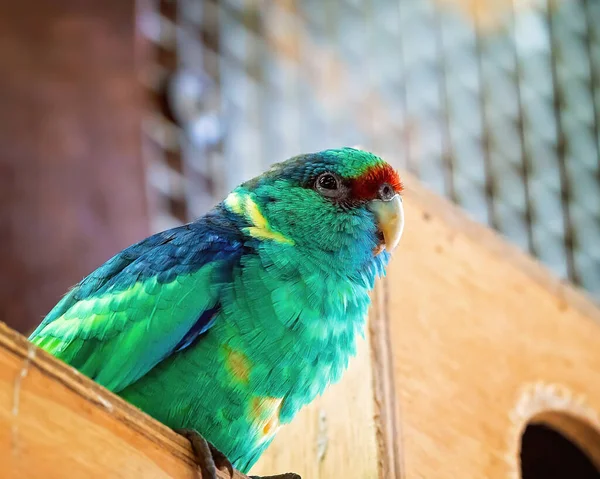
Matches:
[[223, 147, 404, 273]]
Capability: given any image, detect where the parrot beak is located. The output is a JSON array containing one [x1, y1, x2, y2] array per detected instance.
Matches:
[[368, 195, 404, 252]]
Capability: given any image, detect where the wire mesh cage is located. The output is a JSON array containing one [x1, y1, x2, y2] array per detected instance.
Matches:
[[139, 0, 600, 300]]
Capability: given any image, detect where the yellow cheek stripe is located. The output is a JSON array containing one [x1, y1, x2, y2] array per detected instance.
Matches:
[[246, 226, 294, 245], [224, 192, 294, 245], [244, 196, 268, 230], [224, 192, 243, 215]]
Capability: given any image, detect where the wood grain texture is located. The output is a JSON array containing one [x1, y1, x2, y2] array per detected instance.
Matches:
[[369, 284, 404, 479], [0, 322, 248, 479], [386, 172, 600, 479]]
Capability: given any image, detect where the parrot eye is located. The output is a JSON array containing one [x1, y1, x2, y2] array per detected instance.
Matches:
[[378, 183, 396, 201], [316, 172, 345, 198]]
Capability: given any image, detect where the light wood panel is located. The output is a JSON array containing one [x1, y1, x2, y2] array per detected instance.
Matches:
[[0, 322, 246, 479], [386, 172, 600, 479]]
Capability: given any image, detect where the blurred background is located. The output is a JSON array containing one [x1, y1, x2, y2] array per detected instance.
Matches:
[[1, 0, 599, 333]]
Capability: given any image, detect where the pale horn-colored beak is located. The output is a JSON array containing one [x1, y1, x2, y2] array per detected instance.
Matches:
[[367, 195, 404, 251]]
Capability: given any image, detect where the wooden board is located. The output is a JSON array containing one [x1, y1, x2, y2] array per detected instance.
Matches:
[[0, 323, 248, 479], [385, 173, 600, 478]]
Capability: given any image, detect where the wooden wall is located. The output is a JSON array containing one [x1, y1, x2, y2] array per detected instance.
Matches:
[[0, 1, 149, 334], [383, 173, 600, 478]]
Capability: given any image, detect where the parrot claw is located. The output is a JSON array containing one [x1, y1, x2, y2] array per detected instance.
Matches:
[[250, 474, 301, 479], [175, 428, 234, 479]]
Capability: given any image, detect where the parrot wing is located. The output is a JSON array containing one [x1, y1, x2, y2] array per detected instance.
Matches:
[[29, 212, 245, 392]]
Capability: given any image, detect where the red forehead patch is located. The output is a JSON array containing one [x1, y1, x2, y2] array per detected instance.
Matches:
[[349, 164, 403, 200]]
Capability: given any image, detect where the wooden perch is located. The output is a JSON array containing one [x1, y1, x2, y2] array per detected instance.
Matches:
[[0, 322, 249, 479]]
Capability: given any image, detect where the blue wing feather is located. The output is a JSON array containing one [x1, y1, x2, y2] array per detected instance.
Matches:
[[29, 206, 247, 392]]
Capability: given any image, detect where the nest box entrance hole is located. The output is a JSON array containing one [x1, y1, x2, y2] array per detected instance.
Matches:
[[520, 411, 600, 479]]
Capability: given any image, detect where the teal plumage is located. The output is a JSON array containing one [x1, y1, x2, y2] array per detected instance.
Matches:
[[29, 148, 404, 473]]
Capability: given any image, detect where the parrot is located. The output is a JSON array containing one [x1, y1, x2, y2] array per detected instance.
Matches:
[[28, 147, 404, 478]]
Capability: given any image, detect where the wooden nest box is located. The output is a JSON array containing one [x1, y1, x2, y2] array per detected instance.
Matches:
[[2, 174, 600, 478]]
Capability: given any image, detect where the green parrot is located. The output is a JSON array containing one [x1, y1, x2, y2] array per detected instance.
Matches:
[[29, 147, 404, 478]]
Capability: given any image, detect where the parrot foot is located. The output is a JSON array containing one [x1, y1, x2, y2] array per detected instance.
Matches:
[[249, 474, 301, 479], [175, 428, 234, 479]]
